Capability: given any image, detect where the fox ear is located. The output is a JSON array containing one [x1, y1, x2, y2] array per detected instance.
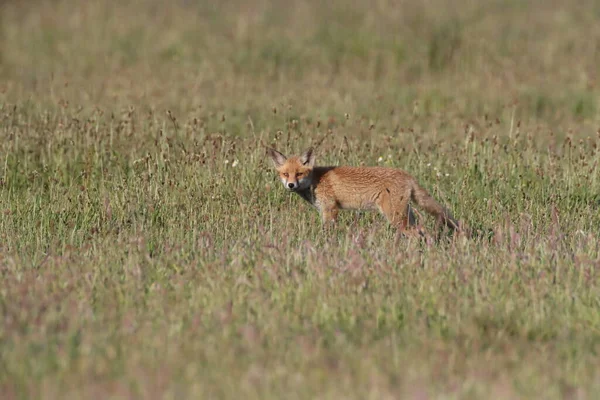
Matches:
[[266, 147, 287, 168], [300, 147, 315, 167]]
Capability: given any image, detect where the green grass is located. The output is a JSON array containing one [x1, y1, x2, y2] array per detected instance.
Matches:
[[1, 0, 600, 398]]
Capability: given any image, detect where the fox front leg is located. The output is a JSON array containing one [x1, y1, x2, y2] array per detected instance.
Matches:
[[320, 202, 339, 228]]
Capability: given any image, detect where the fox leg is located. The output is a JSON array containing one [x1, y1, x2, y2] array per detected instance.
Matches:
[[320, 202, 339, 227], [375, 189, 408, 229], [407, 204, 417, 227], [376, 189, 424, 237]]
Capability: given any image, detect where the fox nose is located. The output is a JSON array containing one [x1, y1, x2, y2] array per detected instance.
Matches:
[[288, 182, 295, 189]]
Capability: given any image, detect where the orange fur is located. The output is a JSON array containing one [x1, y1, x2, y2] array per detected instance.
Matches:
[[267, 147, 459, 236]]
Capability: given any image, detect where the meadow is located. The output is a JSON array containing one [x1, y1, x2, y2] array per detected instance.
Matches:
[[1, 0, 600, 398]]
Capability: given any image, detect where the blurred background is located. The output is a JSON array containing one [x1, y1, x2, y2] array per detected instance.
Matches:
[[1, 0, 599, 135]]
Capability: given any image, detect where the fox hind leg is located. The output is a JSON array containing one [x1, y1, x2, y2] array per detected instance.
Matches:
[[375, 188, 423, 237]]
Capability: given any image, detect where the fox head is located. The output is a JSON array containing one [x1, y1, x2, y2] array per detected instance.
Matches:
[[267, 147, 315, 191]]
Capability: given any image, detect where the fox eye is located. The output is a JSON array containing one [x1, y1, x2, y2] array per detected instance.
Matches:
[[283, 173, 289, 178], [296, 173, 302, 178]]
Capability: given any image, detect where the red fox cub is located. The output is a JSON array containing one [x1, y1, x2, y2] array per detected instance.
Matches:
[[267, 147, 460, 236]]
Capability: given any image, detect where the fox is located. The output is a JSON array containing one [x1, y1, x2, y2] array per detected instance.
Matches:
[[266, 146, 460, 237]]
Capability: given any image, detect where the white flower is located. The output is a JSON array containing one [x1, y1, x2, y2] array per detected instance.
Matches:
[[445, 173, 449, 177], [377, 156, 383, 163], [224, 159, 229, 164], [232, 160, 239, 168], [427, 163, 431, 167]]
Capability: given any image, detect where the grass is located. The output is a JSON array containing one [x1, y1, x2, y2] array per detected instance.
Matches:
[[1, 0, 600, 398]]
